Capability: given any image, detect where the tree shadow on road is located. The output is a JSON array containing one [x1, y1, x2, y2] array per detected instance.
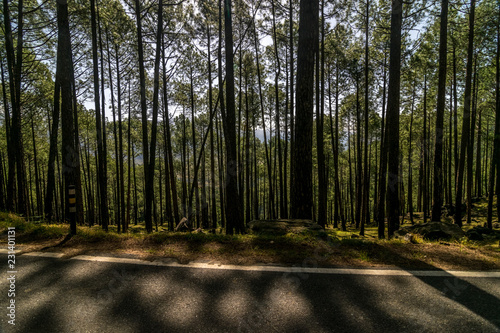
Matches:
[[3, 245, 500, 333]]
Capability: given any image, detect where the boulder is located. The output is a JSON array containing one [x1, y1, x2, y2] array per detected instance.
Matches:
[[248, 219, 323, 236], [395, 222, 465, 240], [467, 230, 484, 241], [466, 226, 500, 240]]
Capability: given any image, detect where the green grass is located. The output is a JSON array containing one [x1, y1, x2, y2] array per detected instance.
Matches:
[[0, 212, 68, 241]]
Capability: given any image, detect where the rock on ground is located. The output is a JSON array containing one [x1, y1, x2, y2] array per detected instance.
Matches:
[[466, 226, 500, 241], [395, 222, 465, 240]]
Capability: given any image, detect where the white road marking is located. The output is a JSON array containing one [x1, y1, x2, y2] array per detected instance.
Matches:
[[3, 250, 499, 277]]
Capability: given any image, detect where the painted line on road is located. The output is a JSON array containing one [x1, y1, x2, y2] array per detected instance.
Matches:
[[7, 250, 500, 278]]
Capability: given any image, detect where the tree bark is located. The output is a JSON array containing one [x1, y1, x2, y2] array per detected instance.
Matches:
[[454, 0, 475, 227], [90, 0, 108, 230], [57, 0, 79, 234], [223, 0, 243, 234], [487, 4, 500, 230], [291, 0, 318, 219], [431, 0, 448, 222], [386, 0, 403, 237]]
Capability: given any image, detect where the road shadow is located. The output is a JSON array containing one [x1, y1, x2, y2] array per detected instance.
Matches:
[[1, 242, 499, 332]]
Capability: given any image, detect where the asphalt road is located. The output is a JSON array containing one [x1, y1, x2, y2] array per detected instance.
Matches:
[[0, 252, 499, 333]]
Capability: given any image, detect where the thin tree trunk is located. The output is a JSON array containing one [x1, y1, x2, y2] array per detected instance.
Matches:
[[423, 74, 428, 223], [487, 4, 500, 230], [467, 58, 478, 224], [316, 0, 326, 227], [377, 53, 388, 238], [115, 46, 126, 232], [162, 54, 180, 227], [144, 0, 164, 233], [431, 0, 448, 221], [361, 0, 371, 235], [208, 25, 217, 230], [253, 21, 274, 219], [455, 0, 475, 227], [134, 0, 150, 231], [223, 0, 243, 234], [408, 79, 416, 224], [271, 0, 284, 219], [90, 0, 108, 230], [106, 30, 120, 232]]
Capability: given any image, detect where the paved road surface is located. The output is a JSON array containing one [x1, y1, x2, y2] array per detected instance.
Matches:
[[0, 252, 499, 333]]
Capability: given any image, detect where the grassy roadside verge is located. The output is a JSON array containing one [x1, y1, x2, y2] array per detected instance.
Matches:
[[1, 212, 499, 271]]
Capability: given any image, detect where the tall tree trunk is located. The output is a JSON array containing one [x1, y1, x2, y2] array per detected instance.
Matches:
[[134, 0, 150, 232], [431, 0, 448, 222], [289, 0, 294, 215], [115, 46, 126, 232], [386, 0, 402, 237], [162, 53, 180, 227], [3, 0, 26, 215], [57, 0, 78, 234], [272, 0, 285, 219], [31, 118, 41, 215], [144, 0, 164, 233], [126, 81, 132, 229], [45, 74, 60, 221], [453, 40, 459, 193], [90, 0, 108, 230], [98, 3, 108, 227], [253, 106, 259, 220], [348, 114, 355, 224], [0, 56, 12, 211], [253, 21, 274, 219], [454, 0, 475, 227], [208, 25, 217, 230], [423, 74, 428, 223], [467, 58, 478, 224], [216, 113, 225, 228], [284, 46, 289, 219], [476, 107, 482, 197], [448, 80, 453, 205], [106, 30, 120, 232], [14, 0, 26, 216], [408, 80, 415, 224], [487, 4, 500, 230], [161, 94, 173, 227], [355, 77, 362, 229], [0, 57, 10, 210], [217, 0, 226, 229], [377, 53, 388, 238], [291, 0, 318, 219], [223, 0, 243, 234], [330, 62, 343, 229], [189, 67, 200, 226], [361, 0, 370, 235], [245, 71, 251, 224], [316, 0, 326, 227]]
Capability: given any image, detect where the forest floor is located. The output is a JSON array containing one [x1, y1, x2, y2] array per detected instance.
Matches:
[[1, 201, 500, 271]]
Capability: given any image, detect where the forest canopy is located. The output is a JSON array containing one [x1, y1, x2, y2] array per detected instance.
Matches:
[[1, 0, 499, 238]]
